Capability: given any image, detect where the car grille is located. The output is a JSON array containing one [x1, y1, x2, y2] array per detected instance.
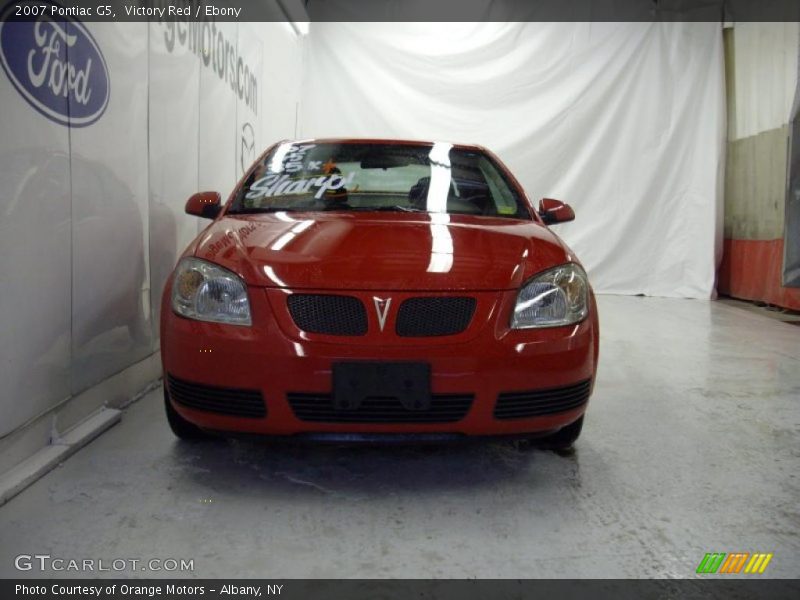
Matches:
[[494, 379, 592, 420], [287, 294, 368, 336], [396, 297, 477, 337], [287, 393, 474, 423], [167, 374, 266, 418]]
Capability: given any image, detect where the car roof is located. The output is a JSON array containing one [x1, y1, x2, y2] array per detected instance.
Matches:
[[283, 137, 490, 153]]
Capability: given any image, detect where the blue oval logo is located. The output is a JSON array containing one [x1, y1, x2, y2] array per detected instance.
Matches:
[[0, 0, 110, 127]]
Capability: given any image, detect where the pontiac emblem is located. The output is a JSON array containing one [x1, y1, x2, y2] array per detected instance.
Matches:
[[373, 297, 392, 332]]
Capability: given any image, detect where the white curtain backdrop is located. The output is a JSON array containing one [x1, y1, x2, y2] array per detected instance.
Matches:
[[299, 22, 726, 298]]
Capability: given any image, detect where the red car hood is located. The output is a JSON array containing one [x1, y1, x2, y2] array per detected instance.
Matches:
[[193, 212, 571, 291]]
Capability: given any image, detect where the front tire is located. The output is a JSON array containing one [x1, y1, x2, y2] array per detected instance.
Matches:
[[164, 384, 212, 440], [535, 416, 584, 451]]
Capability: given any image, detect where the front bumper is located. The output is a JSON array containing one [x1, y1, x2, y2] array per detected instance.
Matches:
[[160, 285, 599, 437]]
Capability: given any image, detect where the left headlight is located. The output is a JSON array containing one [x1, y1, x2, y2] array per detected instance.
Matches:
[[171, 257, 252, 326], [511, 263, 589, 329]]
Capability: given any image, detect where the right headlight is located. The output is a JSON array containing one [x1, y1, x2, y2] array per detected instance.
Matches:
[[171, 257, 252, 326], [511, 263, 589, 329]]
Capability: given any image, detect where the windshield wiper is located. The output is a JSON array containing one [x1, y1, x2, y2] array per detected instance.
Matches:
[[344, 205, 426, 213], [228, 205, 427, 215], [227, 207, 303, 214]]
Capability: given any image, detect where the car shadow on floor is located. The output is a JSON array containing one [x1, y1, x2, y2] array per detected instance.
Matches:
[[164, 436, 584, 501]]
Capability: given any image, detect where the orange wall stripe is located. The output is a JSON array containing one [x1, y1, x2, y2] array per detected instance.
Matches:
[[718, 238, 800, 311]]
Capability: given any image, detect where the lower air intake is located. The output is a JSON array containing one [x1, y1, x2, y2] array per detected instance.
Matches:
[[167, 374, 266, 418], [494, 379, 592, 420], [287, 393, 474, 423]]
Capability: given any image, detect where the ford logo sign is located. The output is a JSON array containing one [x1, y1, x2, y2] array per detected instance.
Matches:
[[0, 0, 110, 127]]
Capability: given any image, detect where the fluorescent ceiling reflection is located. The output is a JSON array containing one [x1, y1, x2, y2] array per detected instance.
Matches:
[[274, 211, 297, 222], [427, 212, 453, 273], [426, 144, 454, 273], [270, 219, 313, 251], [425, 141, 453, 214], [263, 265, 287, 287], [268, 143, 293, 173]]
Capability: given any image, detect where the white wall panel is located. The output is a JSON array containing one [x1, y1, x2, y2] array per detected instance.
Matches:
[[198, 21, 239, 205], [0, 16, 301, 454], [69, 23, 153, 394], [237, 23, 264, 179], [0, 18, 72, 436], [260, 23, 304, 145], [730, 22, 799, 140], [148, 20, 201, 340], [146, 22, 298, 342]]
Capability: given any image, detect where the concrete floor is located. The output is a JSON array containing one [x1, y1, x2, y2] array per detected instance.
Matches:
[[0, 295, 798, 578]]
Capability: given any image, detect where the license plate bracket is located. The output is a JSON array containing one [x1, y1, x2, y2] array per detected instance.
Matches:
[[332, 362, 431, 411]]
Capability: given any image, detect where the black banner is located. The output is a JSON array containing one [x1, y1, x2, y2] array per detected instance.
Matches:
[[1, 0, 800, 23], [3, 579, 800, 600]]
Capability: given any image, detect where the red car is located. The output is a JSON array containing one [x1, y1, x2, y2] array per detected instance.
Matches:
[[161, 139, 599, 448]]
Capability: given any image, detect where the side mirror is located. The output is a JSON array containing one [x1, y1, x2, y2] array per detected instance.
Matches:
[[538, 198, 575, 224], [185, 191, 222, 219]]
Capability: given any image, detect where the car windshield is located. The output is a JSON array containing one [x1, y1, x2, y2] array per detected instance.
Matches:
[[228, 142, 531, 220]]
